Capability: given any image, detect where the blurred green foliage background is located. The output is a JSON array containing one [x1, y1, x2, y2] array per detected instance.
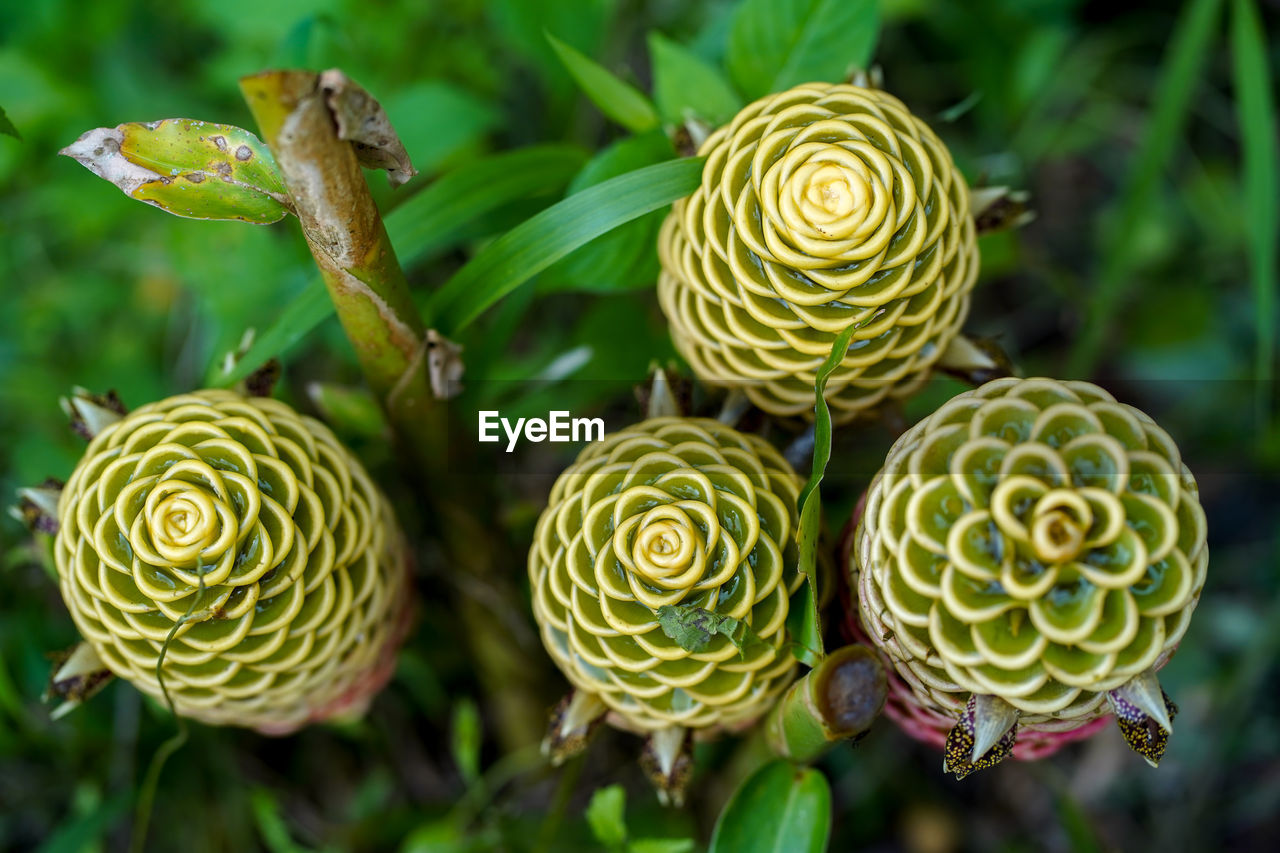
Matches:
[[1, 0, 1277, 850]]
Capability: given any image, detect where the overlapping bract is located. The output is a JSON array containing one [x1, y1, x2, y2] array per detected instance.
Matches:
[[658, 82, 978, 421], [55, 390, 410, 733], [854, 378, 1207, 729], [530, 418, 804, 731]]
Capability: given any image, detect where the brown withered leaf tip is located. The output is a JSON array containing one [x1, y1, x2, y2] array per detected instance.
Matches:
[[244, 358, 282, 398], [937, 335, 1016, 388], [319, 69, 418, 188], [15, 478, 64, 535], [634, 369, 693, 419], [66, 389, 126, 440], [672, 125, 697, 158], [971, 187, 1034, 234], [542, 693, 604, 765], [640, 729, 693, 807], [45, 645, 114, 706], [944, 695, 1018, 780]]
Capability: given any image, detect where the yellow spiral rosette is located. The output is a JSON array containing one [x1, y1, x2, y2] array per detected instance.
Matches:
[[658, 82, 978, 421], [853, 378, 1207, 777], [530, 417, 804, 799], [53, 390, 410, 734]]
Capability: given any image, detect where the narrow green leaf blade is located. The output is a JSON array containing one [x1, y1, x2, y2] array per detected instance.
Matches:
[[799, 324, 857, 510], [784, 576, 822, 667], [35, 792, 131, 853], [585, 784, 628, 848], [1230, 0, 1279, 414], [1068, 0, 1223, 374], [547, 31, 659, 133], [61, 120, 290, 223], [541, 131, 674, 293], [215, 283, 331, 387], [631, 841, 696, 853], [786, 502, 824, 667], [0, 105, 20, 139], [428, 157, 706, 333], [450, 698, 483, 786], [250, 788, 313, 853], [787, 324, 858, 663], [307, 382, 388, 439], [216, 146, 587, 386], [726, 0, 881, 99], [648, 31, 744, 126], [388, 144, 589, 268], [709, 760, 831, 853]]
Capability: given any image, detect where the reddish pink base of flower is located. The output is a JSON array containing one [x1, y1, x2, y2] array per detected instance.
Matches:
[[254, 571, 416, 737], [877, 661, 1110, 759], [838, 494, 1110, 761]]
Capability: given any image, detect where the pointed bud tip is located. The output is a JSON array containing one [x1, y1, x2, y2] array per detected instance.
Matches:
[[543, 691, 606, 764], [46, 642, 113, 712], [61, 388, 127, 440], [641, 727, 692, 806], [1108, 674, 1179, 768], [943, 695, 1018, 780]]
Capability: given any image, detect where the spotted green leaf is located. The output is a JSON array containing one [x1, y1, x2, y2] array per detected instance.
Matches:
[[61, 120, 291, 223]]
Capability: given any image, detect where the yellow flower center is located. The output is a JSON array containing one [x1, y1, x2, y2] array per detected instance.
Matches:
[[1029, 490, 1093, 563]]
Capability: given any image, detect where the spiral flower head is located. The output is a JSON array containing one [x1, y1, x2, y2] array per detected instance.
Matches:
[[852, 378, 1207, 774], [530, 417, 804, 734], [54, 390, 410, 733], [658, 82, 978, 421]]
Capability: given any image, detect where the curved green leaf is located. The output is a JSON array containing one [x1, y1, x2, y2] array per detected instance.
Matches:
[[709, 760, 831, 853], [726, 0, 880, 99], [787, 324, 857, 664], [585, 785, 627, 848], [657, 604, 765, 657], [541, 131, 674, 293], [427, 157, 705, 333], [1230, 0, 1278, 414], [0, 105, 19, 139], [216, 145, 587, 385], [389, 144, 589, 268], [547, 31, 659, 133], [649, 31, 743, 125], [1067, 0, 1223, 374]]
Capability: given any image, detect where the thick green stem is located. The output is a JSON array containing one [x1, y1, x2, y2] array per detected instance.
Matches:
[[240, 70, 431, 429], [765, 645, 887, 763], [240, 69, 545, 751]]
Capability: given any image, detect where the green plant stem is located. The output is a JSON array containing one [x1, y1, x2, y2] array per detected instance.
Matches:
[[240, 70, 433, 430], [764, 645, 886, 763], [239, 69, 545, 753]]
